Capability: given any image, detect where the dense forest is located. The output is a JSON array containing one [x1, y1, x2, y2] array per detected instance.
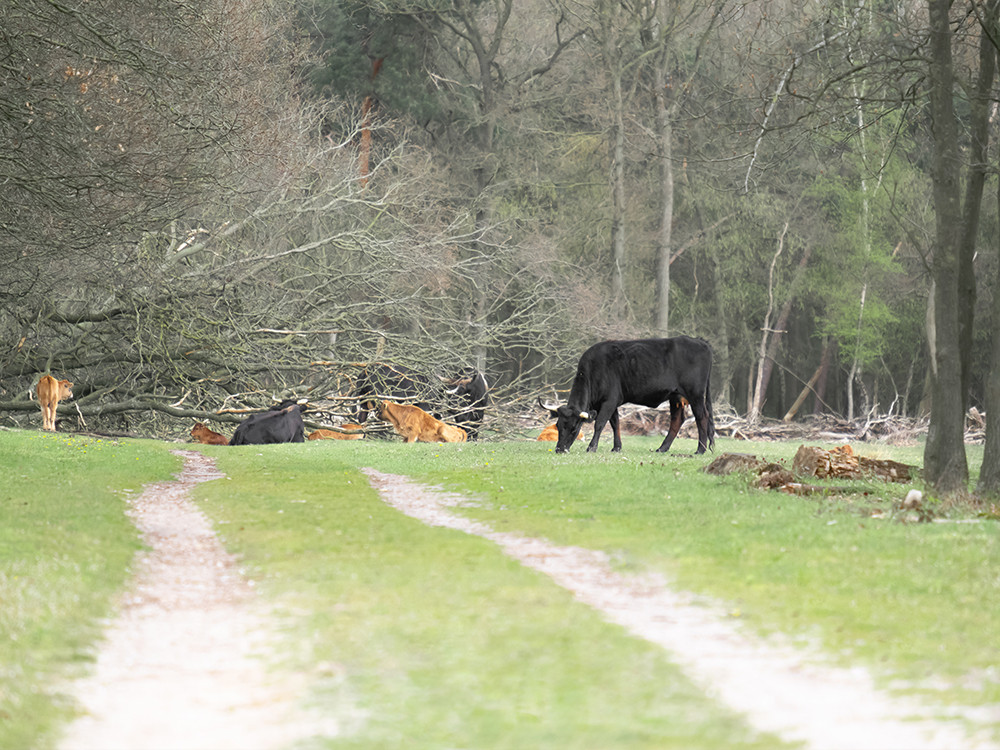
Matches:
[[1, 0, 998, 495]]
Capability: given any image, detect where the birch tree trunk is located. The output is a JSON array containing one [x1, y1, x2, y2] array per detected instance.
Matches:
[[749, 219, 789, 423]]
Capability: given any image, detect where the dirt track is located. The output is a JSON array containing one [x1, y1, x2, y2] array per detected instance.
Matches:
[[58, 452, 997, 750], [58, 451, 336, 750], [364, 468, 1000, 750]]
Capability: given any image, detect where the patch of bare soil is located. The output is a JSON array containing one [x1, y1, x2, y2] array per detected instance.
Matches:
[[363, 468, 1000, 750], [59, 450, 337, 750]]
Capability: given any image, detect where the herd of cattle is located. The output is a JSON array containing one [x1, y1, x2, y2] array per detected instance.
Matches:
[[33, 336, 716, 454]]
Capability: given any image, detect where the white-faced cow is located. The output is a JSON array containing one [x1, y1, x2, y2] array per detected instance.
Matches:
[[230, 400, 307, 445], [540, 336, 715, 454]]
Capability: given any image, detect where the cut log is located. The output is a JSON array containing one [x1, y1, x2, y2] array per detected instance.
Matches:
[[858, 456, 919, 483]]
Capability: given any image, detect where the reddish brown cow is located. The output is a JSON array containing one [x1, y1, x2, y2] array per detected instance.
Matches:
[[37, 375, 73, 431], [379, 402, 466, 443], [308, 424, 365, 441], [190, 422, 229, 446], [537, 423, 584, 442]]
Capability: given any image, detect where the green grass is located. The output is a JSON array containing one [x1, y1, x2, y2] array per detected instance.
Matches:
[[3, 428, 997, 748], [200, 443, 786, 749], [349, 436, 999, 713], [0, 430, 179, 750]]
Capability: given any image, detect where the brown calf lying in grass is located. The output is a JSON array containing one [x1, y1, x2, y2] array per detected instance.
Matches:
[[308, 425, 365, 440], [379, 401, 466, 443], [190, 422, 229, 445], [537, 423, 584, 441]]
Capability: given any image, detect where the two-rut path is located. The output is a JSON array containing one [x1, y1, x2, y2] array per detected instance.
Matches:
[[58, 452, 997, 750]]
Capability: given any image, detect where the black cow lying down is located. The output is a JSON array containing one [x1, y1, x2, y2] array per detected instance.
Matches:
[[541, 336, 715, 454], [230, 400, 307, 445]]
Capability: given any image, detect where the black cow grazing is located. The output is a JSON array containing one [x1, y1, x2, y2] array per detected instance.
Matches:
[[353, 364, 434, 424], [230, 400, 307, 445], [441, 370, 489, 440], [540, 336, 715, 454]]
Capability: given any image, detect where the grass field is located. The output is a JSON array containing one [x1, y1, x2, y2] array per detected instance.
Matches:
[[0, 431, 178, 749], [2, 428, 997, 748]]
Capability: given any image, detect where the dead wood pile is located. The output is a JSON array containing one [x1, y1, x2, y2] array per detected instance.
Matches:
[[621, 405, 987, 446], [704, 444, 920, 496]]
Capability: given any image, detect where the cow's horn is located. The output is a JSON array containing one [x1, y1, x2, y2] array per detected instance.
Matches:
[[578, 410, 590, 419], [537, 397, 560, 411]]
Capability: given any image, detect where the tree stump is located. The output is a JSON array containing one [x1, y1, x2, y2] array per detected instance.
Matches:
[[793, 444, 918, 483], [793, 444, 862, 479]]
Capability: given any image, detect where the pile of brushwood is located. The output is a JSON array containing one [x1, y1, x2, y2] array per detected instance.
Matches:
[[620, 405, 986, 446]]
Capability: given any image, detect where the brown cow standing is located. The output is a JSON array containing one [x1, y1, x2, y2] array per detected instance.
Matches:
[[37, 375, 73, 431], [190, 422, 229, 445], [379, 401, 466, 443], [308, 424, 365, 441]]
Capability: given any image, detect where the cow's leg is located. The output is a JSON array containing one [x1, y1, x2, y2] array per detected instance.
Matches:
[[357, 401, 372, 424], [655, 397, 685, 453], [610, 409, 623, 452], [43, 402, 54, 431], [585, 422, 603, 452], [690, 397, 710, 454], [585, 411, 609, 452], [587, 404, 616, 452]]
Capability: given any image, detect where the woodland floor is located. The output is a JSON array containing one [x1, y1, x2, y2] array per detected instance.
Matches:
[[57, 450, 998, 750]]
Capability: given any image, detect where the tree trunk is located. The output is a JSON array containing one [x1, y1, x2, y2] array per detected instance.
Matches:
[[977, 155, 1000, 495], [710, 245, 732, 405], [749, 233, 810, 422], [924, 0, 969, 496], [975, 3, 1000, 495], [653, 64, 673, 336], [609, 65, 627, 309], [781, 336, 830, 422], [812, 336, 833, 415], [958, 0, 998, 407], [358, 57, 384, 189]]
